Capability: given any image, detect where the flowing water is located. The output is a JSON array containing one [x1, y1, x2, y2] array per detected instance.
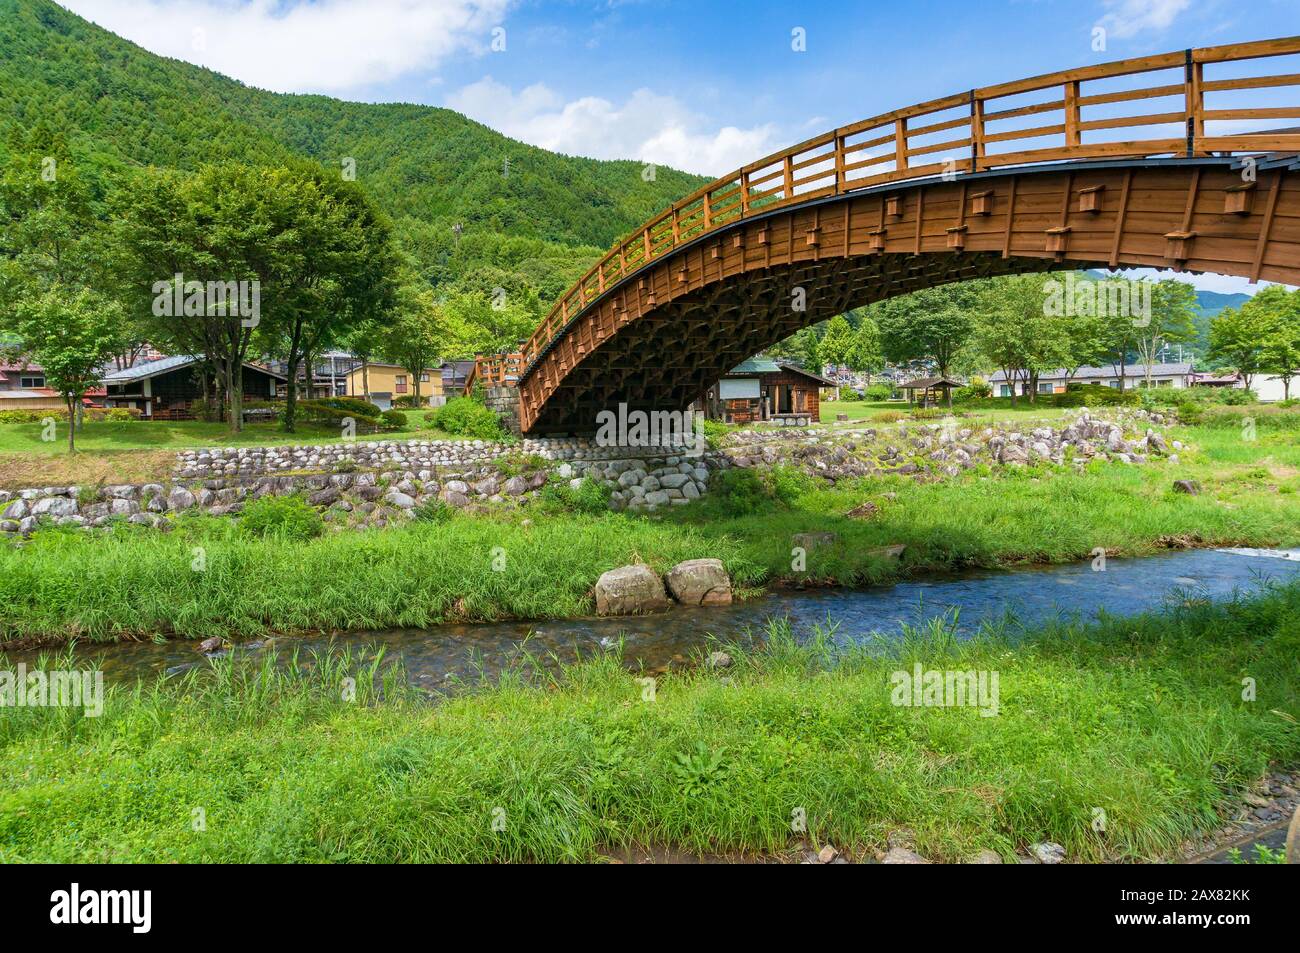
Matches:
[[14, 547, 1300, 690]]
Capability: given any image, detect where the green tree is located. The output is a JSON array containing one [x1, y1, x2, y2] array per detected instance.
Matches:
[[1136, 279, 1197, 387], [873, 283, 981, 405], [845, 316, 884, 381], [380, 283, 464, 407], [258, 161, 399, 432], [816, 315, 854, 370], [1209, 292, 1282, 390], [975, 274, 1073, 404], [1227, 285, 1300, 397], [5, 286, 125, 452]]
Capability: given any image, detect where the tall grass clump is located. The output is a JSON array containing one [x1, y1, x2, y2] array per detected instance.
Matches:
[[238, 495, 325, 541]]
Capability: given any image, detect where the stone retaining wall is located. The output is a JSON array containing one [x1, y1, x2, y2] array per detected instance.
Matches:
[[1, 409, 1175, 537]]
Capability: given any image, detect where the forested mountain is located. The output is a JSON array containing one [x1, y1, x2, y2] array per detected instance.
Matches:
[[0, 0, 707, 299]]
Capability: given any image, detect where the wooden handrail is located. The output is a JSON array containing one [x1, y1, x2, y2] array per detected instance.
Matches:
[[464, 351, 525, 395], [507, 36, 1300, 381]]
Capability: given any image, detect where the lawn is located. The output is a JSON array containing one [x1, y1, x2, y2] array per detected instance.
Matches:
[[2, 585, 1296, 862], [0, 418, 470, 488], [2, 418, 1298, 645], [819, 398, 1077, 428], [0, 417, 464, 454]]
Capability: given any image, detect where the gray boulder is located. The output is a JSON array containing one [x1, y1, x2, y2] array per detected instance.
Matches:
[[308, 487, 341, 507], [30, 497, 77, 518], [665, 558, 732, 606], [594, 564, 673, 616], [167, 487, 197, 511], [384, 490, 416, 509]]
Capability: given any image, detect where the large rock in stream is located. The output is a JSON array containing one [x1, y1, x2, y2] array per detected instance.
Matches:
[[594, 564, 673, 616], [665, 558, 733, 606]]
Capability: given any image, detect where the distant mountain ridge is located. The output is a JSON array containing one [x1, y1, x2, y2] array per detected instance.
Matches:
[[0, 0, 708, 292]]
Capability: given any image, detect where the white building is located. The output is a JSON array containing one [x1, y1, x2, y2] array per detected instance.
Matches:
[[987, 363, 1193, 398]]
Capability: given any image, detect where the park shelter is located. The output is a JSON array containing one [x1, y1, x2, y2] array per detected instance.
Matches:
[[898, 376, 963, 408]]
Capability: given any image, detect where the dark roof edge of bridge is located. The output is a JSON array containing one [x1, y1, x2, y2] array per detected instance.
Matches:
[[517, 155, 1250, 385]]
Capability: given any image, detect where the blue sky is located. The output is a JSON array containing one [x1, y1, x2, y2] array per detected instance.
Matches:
[[61, 0, 1300, 291]]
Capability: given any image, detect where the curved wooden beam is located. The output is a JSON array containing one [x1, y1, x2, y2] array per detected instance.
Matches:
[[500, 34, 1300, 432]]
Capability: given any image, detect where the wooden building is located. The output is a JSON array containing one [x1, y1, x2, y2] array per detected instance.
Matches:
[[898, 376, 963, 408], [704, 358, 835, 426], [102, 355, 284, 420]]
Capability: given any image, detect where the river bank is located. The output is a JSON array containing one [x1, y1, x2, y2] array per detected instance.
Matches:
[[3, 582, 1296, 863], [3, 428, 1299, 646]]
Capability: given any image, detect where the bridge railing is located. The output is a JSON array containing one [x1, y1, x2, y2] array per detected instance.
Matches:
[[464, 351, 525, 395], [516, 36, 1300, 381]]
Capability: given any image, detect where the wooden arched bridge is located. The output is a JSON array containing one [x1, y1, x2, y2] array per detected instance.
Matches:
[[467, 37, 1300, 434]]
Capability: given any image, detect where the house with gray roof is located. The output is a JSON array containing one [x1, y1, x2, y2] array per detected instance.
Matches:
[[987, 363, 1194, 397], [101, 355, 285, 419]]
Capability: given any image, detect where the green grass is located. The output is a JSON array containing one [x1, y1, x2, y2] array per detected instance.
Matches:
[[819, 399, 1077, 427], [0, 418, 468, 455], [2, 422, 1298, 644], [2, 586, 1296, 863]]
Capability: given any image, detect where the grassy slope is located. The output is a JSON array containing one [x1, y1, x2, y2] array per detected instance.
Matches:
[[1, 422, 1298, 644], [0, 419, 472, 488], [2, 589, 1296, 863]]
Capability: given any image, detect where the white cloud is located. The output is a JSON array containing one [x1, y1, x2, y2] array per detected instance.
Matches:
[[445, 78, 780, 176], [61, 0, 511, 94], [1096, 0, 1192, 41]]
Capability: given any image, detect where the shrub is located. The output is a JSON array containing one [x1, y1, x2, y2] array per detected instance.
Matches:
[[710, 469, 772, 517], [954, 377, 991, 402], [429, 397, 507, 439], [379, 409, 408, 430], [838, 387, 862, 401], [238, 495, 325, 541], [1213, 387, 1258, 406], [413, 498, 454, 523], [874, 410, 905, 423], [539, 477, 612, 515], [700, 418, 734, 449], [864, 383, 894, 401], [321, 396, 384, 416], [1198, 404, 1300, 432], [297, 399, 381, 431], [0, 407, 142, 424], [767, 465, 814, 505], [1053, 384, 1139, 408]]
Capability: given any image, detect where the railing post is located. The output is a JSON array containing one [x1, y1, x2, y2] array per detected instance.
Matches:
[[703, 189, 712, 229], [894, 117, 908, 174], [1184, 48, 1203, 156], [835, 133, 846, 192], [739, 171, 750, 216], [783, 154, 794, 201], [643, 229, 653, 261], [1064, 80, 1081, 148], [969, 91, 984, 173]]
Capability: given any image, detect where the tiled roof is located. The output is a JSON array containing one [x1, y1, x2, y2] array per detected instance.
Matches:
[[102, 354, 287, 383], [102, 354, 201, 383]]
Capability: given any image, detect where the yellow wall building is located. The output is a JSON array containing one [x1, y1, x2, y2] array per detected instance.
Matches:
[[344, 363, 443, 405]]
